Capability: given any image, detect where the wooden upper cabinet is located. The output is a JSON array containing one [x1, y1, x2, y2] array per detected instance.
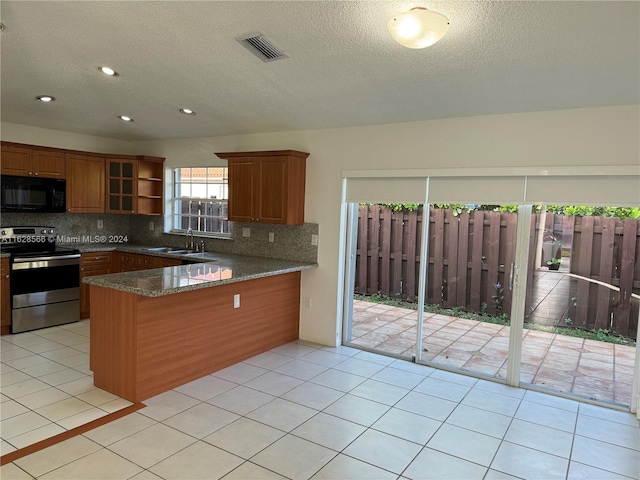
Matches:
[[2, 143, 165, 216], [106, 158, 137, 214], [0, 145, 65, 178], [217, 150, 308, 225], [226, 158, 256, 222], [32, 150, 65, 178], [66, 154, 105, 213], [1, 145, 32, 176], [136, 156, 165, 215]]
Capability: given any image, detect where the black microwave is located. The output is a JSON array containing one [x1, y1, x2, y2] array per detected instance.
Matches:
[[1, 175, 66, 213]]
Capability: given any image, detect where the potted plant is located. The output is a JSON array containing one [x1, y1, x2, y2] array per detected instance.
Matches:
[[547, 258, 562, 270]]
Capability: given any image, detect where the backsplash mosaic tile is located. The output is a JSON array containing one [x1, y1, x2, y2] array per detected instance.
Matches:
[[0, 213, 131, 241], [129, 215, 318, 263], [1, 213, 318, 264]]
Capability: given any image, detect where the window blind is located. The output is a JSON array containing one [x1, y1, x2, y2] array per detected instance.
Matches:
[[345, 177, 427, 204]]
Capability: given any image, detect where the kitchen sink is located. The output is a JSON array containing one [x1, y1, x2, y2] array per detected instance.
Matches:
[[146, 247, 192, 254], [183, 252, 220, 261]]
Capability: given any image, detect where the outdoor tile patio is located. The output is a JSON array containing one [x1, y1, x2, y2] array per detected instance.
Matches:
[[349, 300, 635, 406]]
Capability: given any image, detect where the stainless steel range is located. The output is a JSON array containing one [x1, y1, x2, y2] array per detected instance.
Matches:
[[1, 226, 80, 333]]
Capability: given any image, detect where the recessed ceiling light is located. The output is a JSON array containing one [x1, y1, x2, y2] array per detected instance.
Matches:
[[118, 115, 134, 122], [36, 95, 55, 102], [99, 66, 118, 76], [179, 108, 196, 116]]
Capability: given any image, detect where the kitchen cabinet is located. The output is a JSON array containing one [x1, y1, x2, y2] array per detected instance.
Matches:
[[66, 154, 105, 213], [136, 156, 165, 215], [136, 254, 182, 270], [116, 252, 181, 272], [1, 145, 65, 178], [2, 142, 166, 216], [80, 252, 112, 319], [1, 258, 10, 335], [117, 252, 138, 272], [106, 158, 137, 214], [216, 150, 309, 225]]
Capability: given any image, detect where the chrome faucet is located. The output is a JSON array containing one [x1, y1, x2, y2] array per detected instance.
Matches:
[[186, 227, 194, 250]]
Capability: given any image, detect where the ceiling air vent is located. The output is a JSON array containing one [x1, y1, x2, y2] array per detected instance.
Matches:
[[237, 33, 288, 62]]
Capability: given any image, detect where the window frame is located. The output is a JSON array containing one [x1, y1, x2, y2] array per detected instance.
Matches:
[[170, 166, 232, 239]]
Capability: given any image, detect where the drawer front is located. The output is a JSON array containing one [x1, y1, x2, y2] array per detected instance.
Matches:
[[136, 254, 161, 269], [80, 252, 112, 267], [120, 253, 138, 271]]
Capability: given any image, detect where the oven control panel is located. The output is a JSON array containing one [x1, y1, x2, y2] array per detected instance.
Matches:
[[0, 226, 57, 243]]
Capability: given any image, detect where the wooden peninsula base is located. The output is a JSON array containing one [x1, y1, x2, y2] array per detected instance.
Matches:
[[89, 271, 301, 402]]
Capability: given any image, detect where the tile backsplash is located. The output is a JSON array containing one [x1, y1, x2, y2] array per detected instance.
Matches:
[[1, 213, 319, 263], [0, 213, 131, 239]]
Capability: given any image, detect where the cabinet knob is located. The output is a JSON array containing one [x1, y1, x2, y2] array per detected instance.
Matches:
[[80, 267, 84, 271], [5, 274, 9, 279], [29, 172, 33, 175], [34, 172, 39, 176]]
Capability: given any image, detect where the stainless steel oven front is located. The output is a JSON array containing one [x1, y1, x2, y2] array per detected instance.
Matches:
[[11, 253, 80, 333]]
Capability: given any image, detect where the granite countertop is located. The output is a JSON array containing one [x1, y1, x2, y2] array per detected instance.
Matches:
[[82, 247, 317, 297]]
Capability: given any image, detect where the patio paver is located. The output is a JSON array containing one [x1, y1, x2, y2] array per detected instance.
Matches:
[[349, 300, 635, 406]]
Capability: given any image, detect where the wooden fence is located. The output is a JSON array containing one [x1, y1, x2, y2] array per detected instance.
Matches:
[[355, 206, 639, 339], [181, 200, 230, 234]]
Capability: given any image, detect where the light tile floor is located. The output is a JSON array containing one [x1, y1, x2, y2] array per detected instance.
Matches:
[[1, 320, 133, 458], [350, 300, 636, 406], [2, 335, 638, 479]]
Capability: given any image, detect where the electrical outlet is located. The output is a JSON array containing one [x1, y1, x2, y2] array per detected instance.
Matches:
[[242, 228, 251, 238], [149, 221, 154, 231], [269, 232, 274, 243], [304, 297, 312, 309], [311, 234, 319, 246], [97, 220, 103, 229], [234, 294, 240, 308]]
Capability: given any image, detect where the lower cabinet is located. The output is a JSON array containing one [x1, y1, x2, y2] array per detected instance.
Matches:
[[81, 251, 183, 318], [80, 253, 112, 319], [1, 258, 10, 335], [116, 252, 182, 272], [136, 254, 182, 270]]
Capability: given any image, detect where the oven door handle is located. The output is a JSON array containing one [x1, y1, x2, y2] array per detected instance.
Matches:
[[12, 254, 81, 270]]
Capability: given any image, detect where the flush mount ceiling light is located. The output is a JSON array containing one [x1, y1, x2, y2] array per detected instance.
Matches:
[[36, 95, 55, 102], [99, 66, 118, 76], [118, 115, 134, 122], [179, 108, 196, 116], [387, 7, 450, 49]]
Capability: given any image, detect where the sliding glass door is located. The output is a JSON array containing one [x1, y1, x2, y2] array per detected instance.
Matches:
[[343, 202, 425, 360], [521, 208, 638, 407], [341, 171, 639, 410]]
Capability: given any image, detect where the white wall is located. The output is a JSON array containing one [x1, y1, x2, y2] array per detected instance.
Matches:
[[132, 105, 640, 346], [4, 106, 637, 347], [1, 122, 132, 154]]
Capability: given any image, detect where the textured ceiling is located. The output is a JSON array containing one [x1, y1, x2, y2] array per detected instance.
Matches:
[[1, 1, 638, 141]]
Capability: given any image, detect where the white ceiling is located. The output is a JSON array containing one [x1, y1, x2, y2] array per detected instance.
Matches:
[[1, 1, 638, 142]]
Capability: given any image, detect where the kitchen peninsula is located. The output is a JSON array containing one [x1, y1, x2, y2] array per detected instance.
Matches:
[[84, 253, 316, 402]]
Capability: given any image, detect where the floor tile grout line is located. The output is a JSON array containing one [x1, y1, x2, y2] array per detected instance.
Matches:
[[4, 335, 638, 479]]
